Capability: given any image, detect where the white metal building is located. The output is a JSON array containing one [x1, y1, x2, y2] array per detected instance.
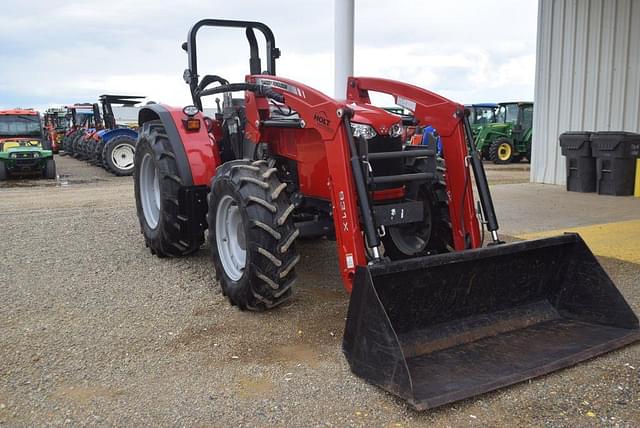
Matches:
[[531, 0, 640, 184]]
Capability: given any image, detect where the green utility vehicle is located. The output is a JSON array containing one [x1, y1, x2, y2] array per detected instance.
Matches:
[[475, 102, 534, 164], [0, 109, 56, 180], [465, 103, 498, 139]]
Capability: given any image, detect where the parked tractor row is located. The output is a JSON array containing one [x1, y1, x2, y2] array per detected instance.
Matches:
[[466, 102, 534, 163], [59, 95, 144, 176]]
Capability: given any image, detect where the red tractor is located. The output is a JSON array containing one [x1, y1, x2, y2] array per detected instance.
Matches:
[[134, 20, 639, 410]]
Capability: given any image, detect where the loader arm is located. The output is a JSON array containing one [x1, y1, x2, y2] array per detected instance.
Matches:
[[347, 77, 482, 250], [245, 75, 368, 290]]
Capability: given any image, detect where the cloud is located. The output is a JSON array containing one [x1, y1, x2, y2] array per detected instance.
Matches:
[[0, 0, 538, 111]]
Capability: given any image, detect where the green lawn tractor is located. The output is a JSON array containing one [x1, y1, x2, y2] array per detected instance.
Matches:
[[0, 109, 56, 180], [465, 103, 498, 139], [475, 102, 533, 164]]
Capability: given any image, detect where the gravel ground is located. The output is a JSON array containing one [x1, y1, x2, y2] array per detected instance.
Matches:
[[0, 156, 638, 426]]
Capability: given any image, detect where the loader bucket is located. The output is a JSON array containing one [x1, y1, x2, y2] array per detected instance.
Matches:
[[343, 234, 640, 410]]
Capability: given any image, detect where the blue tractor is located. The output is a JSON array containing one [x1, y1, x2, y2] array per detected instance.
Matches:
[[87, 94, 144, 176]]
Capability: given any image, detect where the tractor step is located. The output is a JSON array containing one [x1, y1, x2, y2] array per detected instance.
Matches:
[[367, 148, 435, 159], [370, 172, 434, 185]]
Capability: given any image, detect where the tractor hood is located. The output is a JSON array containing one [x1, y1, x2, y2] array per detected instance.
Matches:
[[348, 103, 403, 136], [0, 138, 49, 157]]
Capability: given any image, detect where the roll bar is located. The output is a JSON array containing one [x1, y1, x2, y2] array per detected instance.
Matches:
[[182, 19, 281, 109]]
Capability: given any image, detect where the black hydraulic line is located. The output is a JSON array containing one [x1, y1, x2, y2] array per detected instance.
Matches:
[[198, 83, 284, 103], [343, 115, 381, 251], [196, 75, 229, 94], [460, 109, 502, 244], [261, 119, 304, 128]]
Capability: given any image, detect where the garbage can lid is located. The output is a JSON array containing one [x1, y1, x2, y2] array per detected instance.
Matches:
[[559, 131, 592, 150], [591, 131, 640, 142], [591, 132, 640, 157], [560, 131, 592, 137]]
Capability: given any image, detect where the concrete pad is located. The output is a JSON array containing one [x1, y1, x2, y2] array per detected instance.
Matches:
[[490, 183, 640, 235]]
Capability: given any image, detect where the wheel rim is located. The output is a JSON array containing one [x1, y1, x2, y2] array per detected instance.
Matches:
[[498, 143, 512, 161], [215, 195, 246, 281], [139, 153, 160, 229], [111, 143, 135, 170]]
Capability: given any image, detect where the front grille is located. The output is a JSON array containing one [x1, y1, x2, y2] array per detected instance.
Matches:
[[14, 153, 35, 159], [367, 136, 404, 178], [15, 159, 38, 166]]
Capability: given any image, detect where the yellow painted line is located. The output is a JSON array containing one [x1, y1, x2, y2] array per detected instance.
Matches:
[[634, 159, 640, 198], [518, 219, 640, 264]]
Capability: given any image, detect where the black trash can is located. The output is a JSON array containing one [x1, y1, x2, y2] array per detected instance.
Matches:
[[590, 132, 640, 196], [559, 132, 595, 192]]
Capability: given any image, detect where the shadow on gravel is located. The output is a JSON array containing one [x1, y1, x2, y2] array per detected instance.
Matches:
[[0, 174, 109, 188]]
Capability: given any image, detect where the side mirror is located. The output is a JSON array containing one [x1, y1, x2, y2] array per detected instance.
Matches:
[[181, 42, 188, 52]]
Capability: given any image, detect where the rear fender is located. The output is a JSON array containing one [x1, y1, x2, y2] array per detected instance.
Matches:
[[101, 128, 138, 143], [138, 104, 220, 187]]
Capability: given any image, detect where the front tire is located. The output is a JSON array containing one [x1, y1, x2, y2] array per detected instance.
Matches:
[[209, 160, 299, 311], [103, 135, 136, 176], [0, 162, 7, 180], [43, 158, 56, 179], [134, 120, 203, 257], [381, 158, 452, 259], [489, 138, 514, 164]]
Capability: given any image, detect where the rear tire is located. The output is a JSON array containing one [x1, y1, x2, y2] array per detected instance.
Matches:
[[134, 120, 203, 257], [71, 133, 84, 158], [94, 140, 106, 167], [489, 138, 514, 164], [61, 132, 75, 155], [43, 158, 56, 179], [209, 159, 299, 311], [85, 138, 97, 164], [103, 135, 136, 176]]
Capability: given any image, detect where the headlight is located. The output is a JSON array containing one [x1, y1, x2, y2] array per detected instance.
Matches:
[[182, 105, 199, 116], [389, 122, 403, 138], [350, 123, 377, 140], [33, 153, 40, 158], [10, 153, 17, 158]]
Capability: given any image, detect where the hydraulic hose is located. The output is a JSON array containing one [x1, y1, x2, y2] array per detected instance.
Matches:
[[198, 83, 284, 103], [460, 109, 502, 245]]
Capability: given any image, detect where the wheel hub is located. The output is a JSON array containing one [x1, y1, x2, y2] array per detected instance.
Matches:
[[216, 195, 247, 281], [139, 153, 160, 229], [498, 143, 512, 161], [111, 143, 135, 170]]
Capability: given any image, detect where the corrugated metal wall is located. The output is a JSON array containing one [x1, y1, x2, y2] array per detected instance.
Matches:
[[531, 0, 640, 184]]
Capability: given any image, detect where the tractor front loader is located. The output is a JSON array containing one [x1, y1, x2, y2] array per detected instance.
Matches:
[[133, 19, 639, 410]]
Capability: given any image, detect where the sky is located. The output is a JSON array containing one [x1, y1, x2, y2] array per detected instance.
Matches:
[[0, 0, 539, 112]]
